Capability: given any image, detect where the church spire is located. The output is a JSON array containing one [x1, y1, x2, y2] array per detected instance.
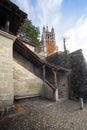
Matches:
[[46, 25, 48, 32], [51, 27, 54, 33], [43, 26, 45, 32]]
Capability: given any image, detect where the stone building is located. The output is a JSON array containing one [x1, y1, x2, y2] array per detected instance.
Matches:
[[39, 26, 58, 57], [0, 0, 69, 111]]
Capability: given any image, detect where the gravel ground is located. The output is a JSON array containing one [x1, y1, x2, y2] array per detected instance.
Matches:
[[0, 97, 87, 130]]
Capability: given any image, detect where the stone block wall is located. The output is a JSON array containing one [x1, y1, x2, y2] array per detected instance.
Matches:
[[13, 51, 43, 98], [57, 72, 68, 99], [41, 82, 54, 100], [69, 50, 87, 99], [47, 49, 87, 100], [0, 30, 16, 107], [13, 50, 62, 101], [45, 67, 68, 100]]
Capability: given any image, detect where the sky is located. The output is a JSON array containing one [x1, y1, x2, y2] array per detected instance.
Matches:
[[11, 0, 87, 59]]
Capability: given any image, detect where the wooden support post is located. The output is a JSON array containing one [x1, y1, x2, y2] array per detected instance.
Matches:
[[54, 89, 58, 101], [42, 65, 46, 97], [52, 69, 58, 88], [53, 69, 59, 101], [5, 20, 10, 33], [80, 98, 84, 110], [43, 65, 45, 81]]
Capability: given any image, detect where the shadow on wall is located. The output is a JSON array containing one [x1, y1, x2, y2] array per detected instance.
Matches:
[[13, 50, 43, 80], [41, 82, 54, 100]]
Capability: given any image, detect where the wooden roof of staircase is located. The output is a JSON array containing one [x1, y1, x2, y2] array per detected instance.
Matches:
[[0, 0, 27, 35]]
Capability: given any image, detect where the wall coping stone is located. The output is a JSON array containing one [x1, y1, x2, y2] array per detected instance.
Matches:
[[0, 30, 16, 42]]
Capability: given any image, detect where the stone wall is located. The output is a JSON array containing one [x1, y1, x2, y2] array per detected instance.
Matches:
[[45, 67, 68, 100], [46, 49, 87, 100], [68, 50, 85, 99], [41, 82, 54, 100], [41, 72, 68, 101], [0, 30, 16, 107], [13, 50, 60, 101], [57, 72, 68, 99], [13, 51, 43, 98], [13, 50, 68, 101]]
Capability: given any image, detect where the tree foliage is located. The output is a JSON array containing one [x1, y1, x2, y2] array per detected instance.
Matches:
[[20, 19, 41, 46]]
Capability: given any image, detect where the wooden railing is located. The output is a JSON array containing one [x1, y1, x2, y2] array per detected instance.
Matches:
[[44, 79, 56, 90]]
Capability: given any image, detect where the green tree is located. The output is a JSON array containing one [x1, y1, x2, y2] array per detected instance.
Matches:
[[20, 19, 41, 46]]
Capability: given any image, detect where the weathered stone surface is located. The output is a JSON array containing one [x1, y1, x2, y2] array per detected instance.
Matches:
[[41, 82, 54, 100], [13, 59, 43, 97], [46, 49, 87, 100], [0, 30, 16, 107], [57, 72, 68, 99]]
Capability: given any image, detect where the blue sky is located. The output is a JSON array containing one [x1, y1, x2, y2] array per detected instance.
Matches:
[[11, 0, 87, 59]]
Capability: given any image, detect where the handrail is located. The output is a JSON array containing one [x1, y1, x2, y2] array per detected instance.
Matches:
[[44, 79, 56, 90]]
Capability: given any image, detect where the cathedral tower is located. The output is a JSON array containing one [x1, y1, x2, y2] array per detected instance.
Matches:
[[41, 26, 58, 56]]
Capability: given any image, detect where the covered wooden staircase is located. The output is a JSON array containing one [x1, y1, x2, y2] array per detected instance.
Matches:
[[13, 38, 68, 101]]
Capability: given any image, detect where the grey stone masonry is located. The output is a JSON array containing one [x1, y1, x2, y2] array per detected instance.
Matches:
[[0, 30, 16, 108], [46, 49, 87, 100]]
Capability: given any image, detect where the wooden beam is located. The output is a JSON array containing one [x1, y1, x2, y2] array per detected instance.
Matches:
[[44, 79, 55, 90], [52, 69, 59, 101], [43, 65, 45, 80], [52, 69, 58, 88]]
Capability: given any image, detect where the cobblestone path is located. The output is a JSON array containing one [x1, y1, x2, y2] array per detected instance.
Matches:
[[0, 98, 87, 130]]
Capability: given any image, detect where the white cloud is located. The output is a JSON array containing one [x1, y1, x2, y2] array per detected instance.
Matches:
[[58, 15, 87, 59], [16, 0, 29, 13], [15, 0, 34, 19], [15, 0, 63, 33], [36, 0, 63, 29], [13, 0, 87, 60]]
